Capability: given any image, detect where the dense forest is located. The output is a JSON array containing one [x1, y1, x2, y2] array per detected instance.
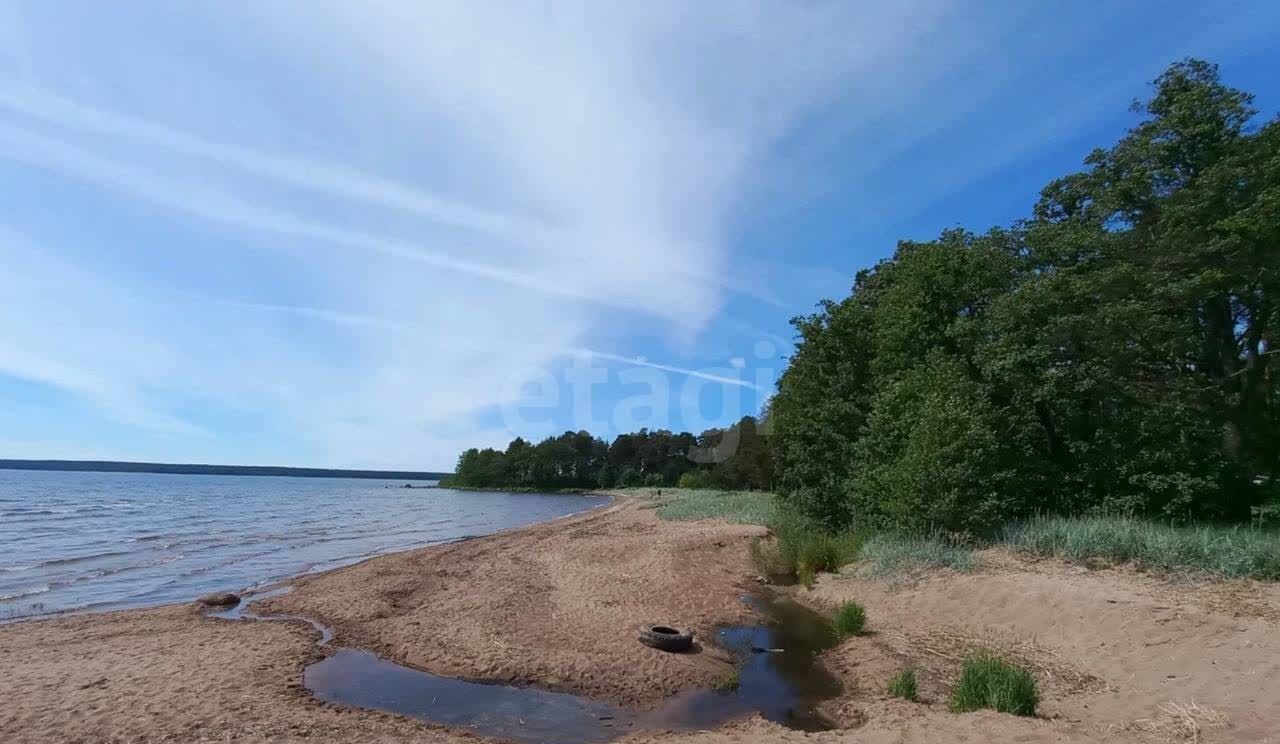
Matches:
[[443, 416, 773, 491], [445, 60, 1277, 536], [770, 60, 1278, 533]]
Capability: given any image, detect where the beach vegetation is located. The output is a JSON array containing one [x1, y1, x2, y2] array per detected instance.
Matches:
[[949, 654, 1038, 716], [886, 668, 918, 701], [832, 600, 866, 637], [1003, 514, 1280, 579], [858, 533, 976, 576], [656, 489, 779, 524]]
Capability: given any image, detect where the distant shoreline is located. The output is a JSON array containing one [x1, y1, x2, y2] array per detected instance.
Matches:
[[0, 459, 451, 481], [435, 482, 599, 495]]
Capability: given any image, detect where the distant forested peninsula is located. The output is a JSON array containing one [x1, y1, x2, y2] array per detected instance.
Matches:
[[442, 416, 773, 492], [0, 459, 450, 481]]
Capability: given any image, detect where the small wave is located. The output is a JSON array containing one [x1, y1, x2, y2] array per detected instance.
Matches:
[[1, 564, 34, 572], [0, 509, 56, 517], [33, 550, 134, 569], [0, 584, 50, 601]]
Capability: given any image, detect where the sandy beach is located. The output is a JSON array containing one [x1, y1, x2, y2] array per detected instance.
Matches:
[[4, 494, 1280, 743]]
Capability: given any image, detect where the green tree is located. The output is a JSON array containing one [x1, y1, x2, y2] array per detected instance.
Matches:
[[770, 59, 1277, 530]]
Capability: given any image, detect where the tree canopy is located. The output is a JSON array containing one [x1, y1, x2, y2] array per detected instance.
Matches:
[[770, 60, 1279, 532]]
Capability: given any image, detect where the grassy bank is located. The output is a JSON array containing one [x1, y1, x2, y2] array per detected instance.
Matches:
[[646, 488, 971, 583], [651, 488, 780, 524], [1003, 514, 1280, 580], [645, 488, 1280, 583]]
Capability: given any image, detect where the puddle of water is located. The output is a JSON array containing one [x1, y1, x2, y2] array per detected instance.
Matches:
[[307, 650, 631, 744], [640, 591, 842, 732], [213, 587, 840, 742]]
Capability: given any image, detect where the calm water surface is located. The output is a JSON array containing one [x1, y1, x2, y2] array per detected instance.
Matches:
[[0, 470, 605, 620]]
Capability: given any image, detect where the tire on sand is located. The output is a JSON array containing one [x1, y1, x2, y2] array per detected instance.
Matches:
[[638, 624, 693, 652]]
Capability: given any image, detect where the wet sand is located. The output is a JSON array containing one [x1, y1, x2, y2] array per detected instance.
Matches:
[[5, 493, 1280, 743]]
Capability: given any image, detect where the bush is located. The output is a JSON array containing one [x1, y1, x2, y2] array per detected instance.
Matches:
[[949, 654, 1037, 716], [833, 600, 866, 637], [678, 470, 715, 489], [886, 668, 918, 701], [1002, 514, 1280, 579], [858, 533, 976, 576]]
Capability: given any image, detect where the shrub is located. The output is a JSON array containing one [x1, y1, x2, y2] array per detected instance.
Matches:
[[678, 470, 714, 489], [858, 533, 976, 576], [949, 654, 1037, 716], [886, 668, 918, 701], [1002, 514, 1280, 580], [833, 600, 866, 637]]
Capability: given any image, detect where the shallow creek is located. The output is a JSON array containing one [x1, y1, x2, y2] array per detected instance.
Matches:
[[211, 587, 841, 743]]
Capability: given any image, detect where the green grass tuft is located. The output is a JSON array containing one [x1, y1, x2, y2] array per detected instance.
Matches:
[[949, 653, 1038, 716], [886, 667, 918, 701], [1002, 514, 1280, 580], [832, 600, 867, 637], [859, 532, 976, 576]]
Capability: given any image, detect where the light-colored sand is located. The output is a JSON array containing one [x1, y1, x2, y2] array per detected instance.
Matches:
[[4, 494, 1280, 743], [257, 496, 764, 705], [620, 553, 1280, 744], [796, 551, 1280, 743], [0, 603, 452, 743]]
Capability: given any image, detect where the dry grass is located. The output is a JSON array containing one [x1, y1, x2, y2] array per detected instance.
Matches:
[[1131, 701, 1227, 743]]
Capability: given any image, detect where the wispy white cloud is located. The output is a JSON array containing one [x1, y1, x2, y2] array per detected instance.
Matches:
[[0, 1, 1050, 468], [230, 300, 761, 390], [571, 349, 758, 391], [0, 123, 653, 314], [0, 86, 546, 242]]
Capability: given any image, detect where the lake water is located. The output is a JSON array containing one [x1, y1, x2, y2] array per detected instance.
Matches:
[[0, 470, 606, 620]]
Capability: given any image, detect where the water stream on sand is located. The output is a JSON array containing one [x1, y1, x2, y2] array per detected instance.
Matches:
[[212, 587, 841, 744]]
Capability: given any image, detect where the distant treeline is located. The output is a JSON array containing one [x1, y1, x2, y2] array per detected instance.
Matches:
[[0, 460, 450, 481], [442, 416, 773, 491], [769, 60, 1279, 533]]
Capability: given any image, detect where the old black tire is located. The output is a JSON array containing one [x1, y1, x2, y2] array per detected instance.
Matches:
[[638, 624, 693, 652]]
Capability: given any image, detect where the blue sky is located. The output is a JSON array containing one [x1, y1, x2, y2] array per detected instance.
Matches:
[[1, 2, 1277, 471]]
